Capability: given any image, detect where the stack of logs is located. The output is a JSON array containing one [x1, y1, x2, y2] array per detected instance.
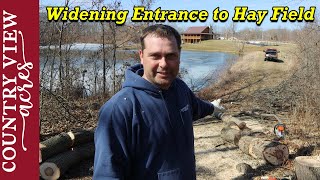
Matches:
[[219, 114, 289, 166], [39, 130, 95, 180], [219, 114, 320, 179]]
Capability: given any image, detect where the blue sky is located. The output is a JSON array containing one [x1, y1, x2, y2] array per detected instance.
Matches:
[[40, 0, 318, 30]]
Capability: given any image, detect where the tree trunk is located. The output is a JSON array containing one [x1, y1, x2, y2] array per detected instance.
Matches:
[[238, 136, 289, 165], [110, 22, 117, 95], [58, 21, 65, 94], [40, 130, 94, 162], [40, 143, 95, 180], [294, 156, 320, 180], [101, 22, 106, 94], [49, 48, 56, 92]]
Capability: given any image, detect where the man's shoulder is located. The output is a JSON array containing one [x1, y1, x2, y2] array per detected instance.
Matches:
[[98, 88, 137, 125], [100, 87, 138, 114], [104, 87, 133, 104], [174, 78, 191, 91], [175, 78, 188, 85]]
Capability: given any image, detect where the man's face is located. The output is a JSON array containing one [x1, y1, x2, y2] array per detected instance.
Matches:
[[139, 35, 180, 90]]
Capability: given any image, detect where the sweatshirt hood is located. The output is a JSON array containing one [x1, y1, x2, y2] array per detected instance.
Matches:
[[122, 64, 163, 93]]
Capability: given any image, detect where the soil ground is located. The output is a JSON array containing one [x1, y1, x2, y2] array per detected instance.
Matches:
[[41, 41, 320, 180]]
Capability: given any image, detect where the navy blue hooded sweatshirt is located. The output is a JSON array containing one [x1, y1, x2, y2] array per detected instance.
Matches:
[[94, 64, 214, 180]]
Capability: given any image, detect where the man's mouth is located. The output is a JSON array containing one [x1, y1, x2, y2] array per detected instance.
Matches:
[[157, 72, 170, 77]]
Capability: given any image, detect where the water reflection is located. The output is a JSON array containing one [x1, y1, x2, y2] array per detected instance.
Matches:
[[40, 46, 236, 94]]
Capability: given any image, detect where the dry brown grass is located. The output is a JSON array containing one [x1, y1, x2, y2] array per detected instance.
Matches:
[[182, 40, 267, 54], [287, 22, 320, 142]]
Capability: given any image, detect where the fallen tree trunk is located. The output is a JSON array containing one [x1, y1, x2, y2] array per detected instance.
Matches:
[[238, 136, 289, 165], [40, 142, 95, 180], [40, 130, 94, 162], [294, 156, 320, 180]]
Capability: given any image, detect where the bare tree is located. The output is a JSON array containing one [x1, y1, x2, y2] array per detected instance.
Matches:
[[91, 0, 110, 94]]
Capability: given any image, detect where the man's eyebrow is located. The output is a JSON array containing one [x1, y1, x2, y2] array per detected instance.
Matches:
[[148, 52, 161, 56], [166, 52, 178, 55], [148, 52, 178, 56]]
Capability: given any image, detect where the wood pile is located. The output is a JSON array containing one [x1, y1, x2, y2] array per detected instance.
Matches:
[[39, 130, 95, 180], [218, 114, 289, 166], [216, 112, 320, 179]]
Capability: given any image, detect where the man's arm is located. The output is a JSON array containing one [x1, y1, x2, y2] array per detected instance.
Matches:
[[94, 104, 131, 180], [188, 89, 214, 120]]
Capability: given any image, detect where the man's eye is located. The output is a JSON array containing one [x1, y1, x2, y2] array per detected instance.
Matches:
[[151, 55, 160, 59], [167, 54, 177, 59]]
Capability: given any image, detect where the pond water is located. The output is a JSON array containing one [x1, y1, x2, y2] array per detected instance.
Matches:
[[179, 50, 236, 90], [40, 44, 237, 93]]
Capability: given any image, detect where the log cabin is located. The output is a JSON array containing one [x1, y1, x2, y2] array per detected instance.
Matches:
[[181, 26, 217, 44]]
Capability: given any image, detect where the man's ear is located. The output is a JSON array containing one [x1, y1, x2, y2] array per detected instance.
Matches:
[[139, 50, 143, 64]]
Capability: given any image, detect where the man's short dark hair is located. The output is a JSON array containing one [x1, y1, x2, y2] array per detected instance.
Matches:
[[140, 24, 181, 50]]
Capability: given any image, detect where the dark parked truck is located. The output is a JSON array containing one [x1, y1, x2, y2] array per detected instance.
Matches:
[[263, 48, 280, 61]]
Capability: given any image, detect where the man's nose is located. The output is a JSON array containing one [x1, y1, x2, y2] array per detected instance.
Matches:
[[159, 57, 168, 68]]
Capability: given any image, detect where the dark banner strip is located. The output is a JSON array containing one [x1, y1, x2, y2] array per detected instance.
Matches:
[[1, 1, 39, 179]]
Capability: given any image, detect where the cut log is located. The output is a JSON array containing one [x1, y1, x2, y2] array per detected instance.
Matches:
[[240, 126, 254, 137], [40, 142, 95, 180], [238, 136, 289, 165], [239, 128, 265, 138], [40, 132, 74, 163], [72, 130, 95, 145], [238, 136, 254, 154], [294, 156, 320, 180], [236, 163, 254, 174], [220, 114, 247, 130], [215, 113, 265, 137], [40, 130, 94, 162], [221, 127, 242, 146]]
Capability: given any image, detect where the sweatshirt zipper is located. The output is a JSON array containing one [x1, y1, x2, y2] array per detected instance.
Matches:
[[159, 90, 173, 128]]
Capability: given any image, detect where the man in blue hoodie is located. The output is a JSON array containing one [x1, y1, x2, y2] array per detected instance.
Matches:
[[94, 24, 224, 180]]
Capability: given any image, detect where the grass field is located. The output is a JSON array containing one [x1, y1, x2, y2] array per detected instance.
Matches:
[[182, 39, 295, 55]]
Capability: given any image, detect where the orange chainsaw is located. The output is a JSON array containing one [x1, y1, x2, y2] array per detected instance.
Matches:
[[261, 114, 286, 139]]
